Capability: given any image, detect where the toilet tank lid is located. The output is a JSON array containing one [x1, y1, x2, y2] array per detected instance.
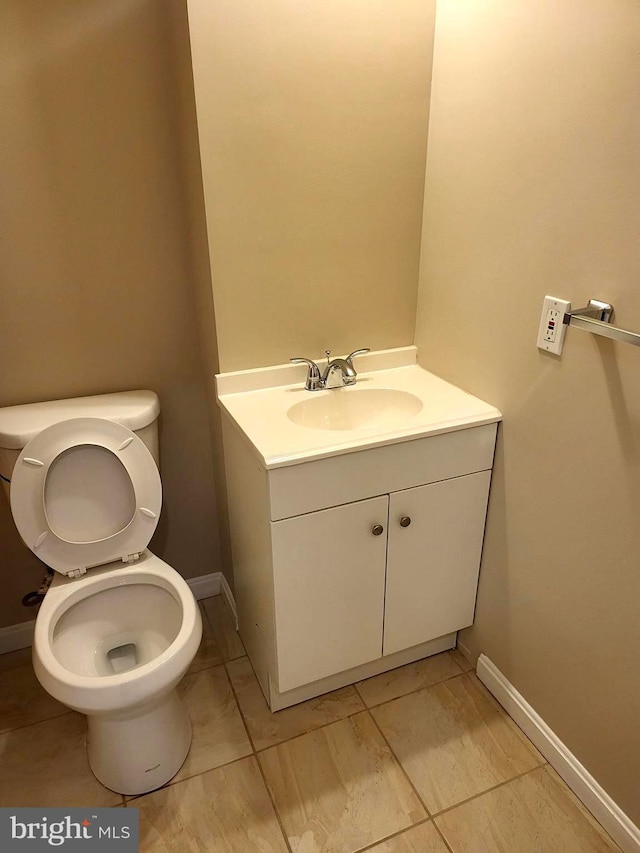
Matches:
[[0, 391, 160, 450]]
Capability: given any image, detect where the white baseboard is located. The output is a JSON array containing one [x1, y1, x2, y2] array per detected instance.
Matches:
[[455, 637, 474, 665], [0, 619, 36, 655], [187, 571, 222, 600], [477, 654, 640, 853], [218, 572, 238, 629], [0, 571, 230, 655]]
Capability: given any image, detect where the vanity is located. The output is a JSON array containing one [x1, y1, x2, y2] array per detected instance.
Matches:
[[216, 347, 501, 710]]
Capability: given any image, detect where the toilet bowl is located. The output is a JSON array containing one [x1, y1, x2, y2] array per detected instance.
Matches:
[[34, 552, 201, 794], [0, 391, 203, 795]]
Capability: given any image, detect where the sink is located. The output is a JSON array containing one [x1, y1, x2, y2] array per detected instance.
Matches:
[[216, 347, 502, 467], [287, 388, 423, 431]]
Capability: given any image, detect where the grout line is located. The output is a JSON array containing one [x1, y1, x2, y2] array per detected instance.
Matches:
[[365, 707, 432, 819], [227, 654, 368, 755], [251, 704, 369, 754], [127, 744, 253, 798], [432, 819, 456, 853], [124, 752, 256, 803], [127, 661, 257, 802], [226, 661, 295, 853], [356, 666, 467, 710], [352, 679, 367, 705], [186, 659, 225, 677], [354, 816, 435, 853], [253, 753, 294, 853], [222, 658, 259, 756], [430, 764, 546, 821], [0, 708, 73, 737]]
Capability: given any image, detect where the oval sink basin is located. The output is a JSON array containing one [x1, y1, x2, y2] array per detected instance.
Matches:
[[287, 388, 423, 431]]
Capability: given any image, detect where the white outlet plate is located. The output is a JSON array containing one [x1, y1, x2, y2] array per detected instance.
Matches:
[[537, 295, 571, 355]]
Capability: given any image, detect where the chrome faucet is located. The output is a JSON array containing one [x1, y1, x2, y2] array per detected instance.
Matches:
[[321, 350, 360, 389], [290, 348, 370, 391]]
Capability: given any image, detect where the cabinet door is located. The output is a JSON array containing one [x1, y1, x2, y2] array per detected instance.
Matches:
[[383, 471, 491, 656], [272, 495, 388, 692]]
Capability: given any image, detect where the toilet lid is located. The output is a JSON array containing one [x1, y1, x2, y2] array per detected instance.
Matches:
[[10, 418, 162, 577]]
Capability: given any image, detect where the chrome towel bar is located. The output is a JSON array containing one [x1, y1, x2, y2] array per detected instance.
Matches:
[[564, 299, 640, 348]]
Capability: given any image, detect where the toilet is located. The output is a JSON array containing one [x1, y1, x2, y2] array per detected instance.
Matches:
[[0, 391, 202, 796]]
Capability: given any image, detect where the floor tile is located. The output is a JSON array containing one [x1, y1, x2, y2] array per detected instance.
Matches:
[[172, 664, 252, 784], [227, 655, 365, 750], [435, 766, 620, 852], [0, 656, 68, 734], [202, 594, 245, 662], [449, 647, 475, 673], [136, 756, 288, 852], [0, 647, 33, 672], [367, 821, 450, 852], [356, 652, 462, 707], [0, 712, 121, 807], [259, 711, 426, 853], [372, 673, 543, 813], [187, 602, 223, 674]]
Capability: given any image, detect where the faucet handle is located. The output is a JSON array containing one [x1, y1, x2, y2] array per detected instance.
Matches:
[[290, 357, 321, 377], [290, 357, 323, 391], [345, 348, 370, 367]]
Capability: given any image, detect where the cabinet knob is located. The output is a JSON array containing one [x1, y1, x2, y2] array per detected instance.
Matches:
[[371, 524, 384, 536], [400, 516, 412, 528]]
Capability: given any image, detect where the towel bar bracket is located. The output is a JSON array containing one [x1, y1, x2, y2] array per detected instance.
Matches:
[[564, 299, 613, 324], [564, 299, 640, 348]]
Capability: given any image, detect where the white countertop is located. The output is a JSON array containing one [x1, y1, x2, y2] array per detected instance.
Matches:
[[215, 347, 501, 469]]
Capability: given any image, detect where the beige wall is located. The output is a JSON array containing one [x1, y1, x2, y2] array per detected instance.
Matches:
[[165, 0, 234, 580], [416, 0, 640, 825], [0, 0, 223, 629], [187, 0, 436, 372]]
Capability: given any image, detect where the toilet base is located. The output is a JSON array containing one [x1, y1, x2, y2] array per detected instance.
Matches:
[[86, 688, 192, 795]]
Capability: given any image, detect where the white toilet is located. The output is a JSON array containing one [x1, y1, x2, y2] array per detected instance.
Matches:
[[0, 391, 202, 796]]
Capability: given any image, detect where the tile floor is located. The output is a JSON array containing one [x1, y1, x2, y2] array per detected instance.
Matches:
[[0, 595, 621, 852]]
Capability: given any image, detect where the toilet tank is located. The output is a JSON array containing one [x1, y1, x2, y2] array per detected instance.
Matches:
[[0, 391, 161, 498]]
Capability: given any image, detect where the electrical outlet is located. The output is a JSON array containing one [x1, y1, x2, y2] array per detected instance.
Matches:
[[537, 295, 571, 355]]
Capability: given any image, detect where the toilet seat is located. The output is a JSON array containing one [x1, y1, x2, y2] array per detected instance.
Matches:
[[10, 417, 161, 577]]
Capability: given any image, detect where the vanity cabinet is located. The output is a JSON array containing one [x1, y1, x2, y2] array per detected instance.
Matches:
[[271, 470, 490, 693], [220, 416, 498, 710]]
